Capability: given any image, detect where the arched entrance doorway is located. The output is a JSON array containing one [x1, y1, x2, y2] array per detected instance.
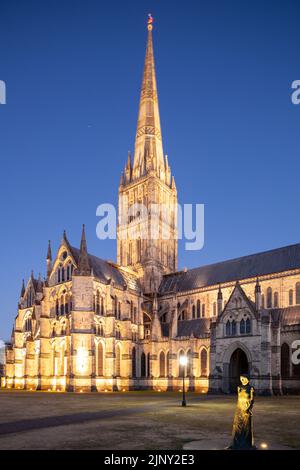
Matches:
[[229, 348, 249, 393]]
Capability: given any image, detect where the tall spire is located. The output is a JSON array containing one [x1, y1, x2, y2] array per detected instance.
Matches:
[[132, 14, 164, 179], [46, 240, 52, 280], [46, 240, 52, 261], [77, 224, 91, 276], [37, 272, 43, 293], [20, 279, 25, 298]]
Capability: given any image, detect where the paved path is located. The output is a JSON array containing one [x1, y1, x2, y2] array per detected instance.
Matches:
[[0, 406, 150, 437], [183, 438, 294, 450]]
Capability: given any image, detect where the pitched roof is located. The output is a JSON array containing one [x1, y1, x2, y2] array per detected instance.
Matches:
[[159, 243, 300, 294], [177, 319, 211, 338], [271, 306, 300, 326], [70, 246, 141, 293], [161, 318, 210, 338]]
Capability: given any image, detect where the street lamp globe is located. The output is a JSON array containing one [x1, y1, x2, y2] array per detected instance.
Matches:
[[179, 355, 188, 366]]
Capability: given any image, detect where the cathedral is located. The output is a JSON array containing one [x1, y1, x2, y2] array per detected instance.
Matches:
[[4, 19, 300, 395]]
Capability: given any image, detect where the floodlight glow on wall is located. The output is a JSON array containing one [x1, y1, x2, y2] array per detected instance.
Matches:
[[77, 347, 88, 373]]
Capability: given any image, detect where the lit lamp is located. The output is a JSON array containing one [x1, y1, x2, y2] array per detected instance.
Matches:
[[179, 355, 188, 407]]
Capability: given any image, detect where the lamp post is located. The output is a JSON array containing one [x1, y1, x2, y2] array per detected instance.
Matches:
[[179, 355, 188, 407]]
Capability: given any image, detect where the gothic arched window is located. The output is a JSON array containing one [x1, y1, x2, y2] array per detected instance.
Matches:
[[65, 295, 69, 314], [116, 345, 121, 377], [187, 349, 192, 377], [201, 303, 206, 318], [296, 282, 300, 304], [200, 348, 208, 377], [141, 352, 146, 378], [60, 296, 64, 315], [114, 296, 118, 317], [147, 352, 151, 377], [159, 351, 166, 377], [213, 302, 217, 316], [166, 351, 170, 377], [266, 287, 272, 308], [246, 318, 251, 334], [133, 307, 137, 323], [289, 289, 293, 306], [231, 320, 237, 336], [281, 343, 290, 378], [197, 300, 201, 318], [130, 301, 133, 321], [24, 316, 32, 332], [96, 291, 100, 314], [240, 319, 245, 335], [178, 350, 185, 377], [274, 291, 279, 308], [128, 242, 132, 265], [179, 309, 186, 321], [132, 347, 136, 378], [226, 320, 231, 336], [192, 305, 196, 319], [97, 342, 104, 376], [137, 238, 141, 262]]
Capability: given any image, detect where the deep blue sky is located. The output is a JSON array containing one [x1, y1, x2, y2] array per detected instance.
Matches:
[[0, 0, 299, 340]]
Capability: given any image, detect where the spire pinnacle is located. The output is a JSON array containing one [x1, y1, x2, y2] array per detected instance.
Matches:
[[217, 284, 223, 300], [132, 15, 164, 180], [77, 224, 91, 276], [46, 240, 52, 279], [61, 229, 72, 253], [20, 279, 25, 298], [37, 273, 43, 293], [126, 150, 131, 169], [147, 13, 153, 31], [47, 240, 52, 261]]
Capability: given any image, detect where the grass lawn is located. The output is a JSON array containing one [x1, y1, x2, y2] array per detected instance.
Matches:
[[0, 389, 299, 450]]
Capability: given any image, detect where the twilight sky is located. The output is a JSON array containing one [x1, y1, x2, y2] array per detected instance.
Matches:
[[0, 0, 299, 340]]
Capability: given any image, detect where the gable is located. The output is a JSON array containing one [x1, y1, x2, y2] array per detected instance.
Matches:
[[219, 283, 257, 322]]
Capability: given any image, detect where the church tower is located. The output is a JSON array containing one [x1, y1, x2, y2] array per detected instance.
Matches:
[[117, 16, 178, 293]]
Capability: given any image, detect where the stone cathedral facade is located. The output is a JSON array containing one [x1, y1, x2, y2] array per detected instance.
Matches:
[[4, 21, 300, 395]]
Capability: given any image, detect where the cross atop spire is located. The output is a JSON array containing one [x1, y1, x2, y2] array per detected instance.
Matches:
[[132, 15, 165, 180], [147, 13, 154, 31]]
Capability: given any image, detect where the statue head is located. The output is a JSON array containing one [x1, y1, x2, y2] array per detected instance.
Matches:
[[240, 374, 249, 386]]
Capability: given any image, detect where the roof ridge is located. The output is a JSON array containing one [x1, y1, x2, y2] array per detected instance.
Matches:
[[183, 242, 300, 275]]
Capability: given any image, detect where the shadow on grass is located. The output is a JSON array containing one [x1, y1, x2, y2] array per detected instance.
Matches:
[[0, 407, 147, 437]]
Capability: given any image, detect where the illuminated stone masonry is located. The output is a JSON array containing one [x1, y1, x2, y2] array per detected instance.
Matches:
[[4, 21, 300, 394]]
